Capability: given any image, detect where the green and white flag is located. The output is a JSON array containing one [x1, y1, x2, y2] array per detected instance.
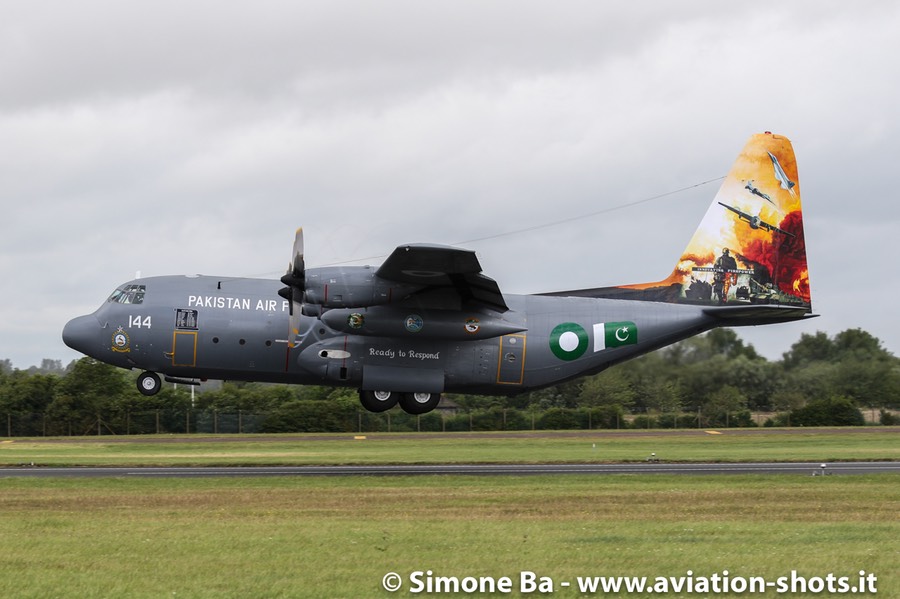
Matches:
[[593, 321, 638, 351]]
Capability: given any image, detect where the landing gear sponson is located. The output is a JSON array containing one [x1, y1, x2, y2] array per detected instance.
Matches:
[[137, 369, 442, 416]]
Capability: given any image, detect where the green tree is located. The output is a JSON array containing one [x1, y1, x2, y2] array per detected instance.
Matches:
[[706, 328, 760, 360], [578, 369, 636, 411], [48, 358, 133, 434], [790, 396, 865, 426], [782, 331, 835, 369], [780, 328, 899, 409], [703, 384, 748, 427], [648, 379, 684, 415], [833, 328, 887, 358]]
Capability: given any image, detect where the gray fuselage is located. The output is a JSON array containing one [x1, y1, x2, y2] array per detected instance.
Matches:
[[64, 274, 729, 396]]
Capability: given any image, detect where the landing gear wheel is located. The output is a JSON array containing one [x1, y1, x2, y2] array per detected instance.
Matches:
[[137, 371, 162, 396], [359, 390, 399, 413], [399, 392, 441, 415]]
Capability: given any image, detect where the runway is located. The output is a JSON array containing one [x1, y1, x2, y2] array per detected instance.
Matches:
[[1, 461, 897, 478]]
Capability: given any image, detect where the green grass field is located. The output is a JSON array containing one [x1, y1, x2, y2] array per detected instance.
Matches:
[[0, 475, 896, 598], [0, 430, 896, 597], [0, 429, 897, 467]]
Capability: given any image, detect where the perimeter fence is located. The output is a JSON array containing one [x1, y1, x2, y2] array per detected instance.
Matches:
[[2, 407, 722, 436], [4, 406, 894, 437]]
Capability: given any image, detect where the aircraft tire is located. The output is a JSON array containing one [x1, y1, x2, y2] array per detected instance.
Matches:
[[358, 390, 399, 413], [137, 371, 162, 396], [399, 392, 441, 415]]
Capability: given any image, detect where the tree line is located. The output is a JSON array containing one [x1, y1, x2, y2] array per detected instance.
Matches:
[[1, 328, 898, 436]]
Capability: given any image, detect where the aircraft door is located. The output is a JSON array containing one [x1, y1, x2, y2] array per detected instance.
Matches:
[[172, 332, 197, 366], [171, 309, 199, 367], [496, 334, 526, 385]]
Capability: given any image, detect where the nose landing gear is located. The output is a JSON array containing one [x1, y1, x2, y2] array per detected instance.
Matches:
[[137, 371, 162, 396]]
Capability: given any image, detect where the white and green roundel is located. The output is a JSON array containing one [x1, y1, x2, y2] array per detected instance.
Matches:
[[549, 322, 590, 361]]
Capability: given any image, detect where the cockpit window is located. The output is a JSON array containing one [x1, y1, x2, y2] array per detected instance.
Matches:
[[107, 284, 146, 305]]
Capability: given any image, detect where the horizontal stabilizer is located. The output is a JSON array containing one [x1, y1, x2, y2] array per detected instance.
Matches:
[[703, 304, 817, 327]]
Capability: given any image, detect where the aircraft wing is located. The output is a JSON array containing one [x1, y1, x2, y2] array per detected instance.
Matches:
[[718, 202, 749, 220], [376, 244, 509, 312], [759, 221, 795, 238]]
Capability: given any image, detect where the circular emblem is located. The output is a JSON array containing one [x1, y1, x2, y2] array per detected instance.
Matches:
[[464, 318, 480, 334], [347, 313, 365, 329], [549, 322, 588, 361], [111, 326, 131, 353], [404, 314, 424, 333]]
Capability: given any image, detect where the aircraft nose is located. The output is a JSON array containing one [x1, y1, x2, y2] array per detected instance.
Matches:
[[62, 314, 102, 356]]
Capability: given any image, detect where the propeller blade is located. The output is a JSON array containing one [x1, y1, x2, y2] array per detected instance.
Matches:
[[291, 227, 305, 279], [284, 228, 305, 348]]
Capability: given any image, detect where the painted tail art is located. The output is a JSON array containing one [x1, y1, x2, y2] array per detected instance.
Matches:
[[597, 132, 811, 316]]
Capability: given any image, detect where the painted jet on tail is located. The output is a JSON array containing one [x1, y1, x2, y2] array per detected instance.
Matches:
[[63, 132, 814, 415]]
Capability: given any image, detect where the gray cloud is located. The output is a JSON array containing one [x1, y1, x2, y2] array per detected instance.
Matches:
[[2, 1, 899, 368]]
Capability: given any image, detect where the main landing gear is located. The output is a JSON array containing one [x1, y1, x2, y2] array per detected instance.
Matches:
[[358, 390, 442, 415]]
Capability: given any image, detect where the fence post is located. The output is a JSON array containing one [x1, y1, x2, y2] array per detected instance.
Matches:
[[6, 413, 10, 438], [156, 410, 161, 434]]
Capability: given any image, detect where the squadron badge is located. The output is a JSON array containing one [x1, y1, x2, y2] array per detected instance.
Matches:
[[464, 318, 480, 334], [404, 314, 424, 333], [111, 326, 131, 353]]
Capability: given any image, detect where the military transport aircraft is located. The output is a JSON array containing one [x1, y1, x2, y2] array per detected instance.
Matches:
[[717, 202, 795, 237], [63, 132, 814, 415]]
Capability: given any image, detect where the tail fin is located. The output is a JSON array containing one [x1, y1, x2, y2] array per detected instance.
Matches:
[[617, 132, 811, 312]]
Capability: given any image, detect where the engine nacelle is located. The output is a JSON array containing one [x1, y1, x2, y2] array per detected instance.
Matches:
[[302, 266, 421, 309], [320, 306, 526, 340]]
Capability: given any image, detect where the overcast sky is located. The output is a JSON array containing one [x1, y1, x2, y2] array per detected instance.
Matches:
[[2, 1, 899, 369]]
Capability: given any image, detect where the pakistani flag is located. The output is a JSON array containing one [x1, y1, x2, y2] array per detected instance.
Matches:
[[593, 321, 638, 352]]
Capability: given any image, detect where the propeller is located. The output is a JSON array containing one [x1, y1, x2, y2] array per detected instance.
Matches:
[[278, 228, 305, 347]]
